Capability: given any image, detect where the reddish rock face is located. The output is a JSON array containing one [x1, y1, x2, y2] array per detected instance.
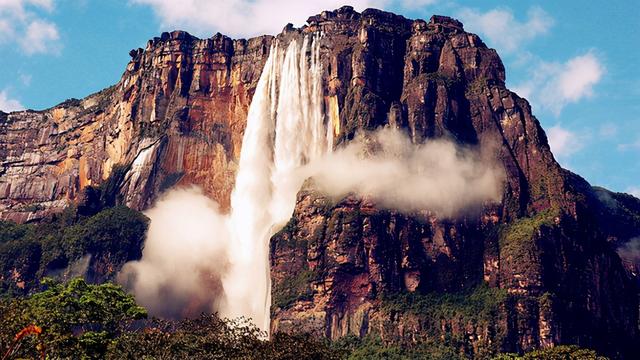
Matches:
[[1, 5, 638, 358], [0, 31, 272, 222]]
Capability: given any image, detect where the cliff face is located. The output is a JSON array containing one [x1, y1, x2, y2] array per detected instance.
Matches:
[[266, 7, 639, 358], [0, 31, 271, 222], [1, 5, 638, 358]]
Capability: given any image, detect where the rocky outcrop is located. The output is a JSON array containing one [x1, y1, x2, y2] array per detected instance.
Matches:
[[1, 5, 638, 359], [0, 31, 272, 222]]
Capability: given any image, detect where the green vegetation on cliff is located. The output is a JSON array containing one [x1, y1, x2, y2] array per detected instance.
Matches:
[[381, 285, 509, 322], [272, 269, 316, 310], [498, 209, 558, 262], [333, 335, 466, 360], [494, 345, 608, 360], [380, 285, 510, 359], [0, 206, 148, 296]]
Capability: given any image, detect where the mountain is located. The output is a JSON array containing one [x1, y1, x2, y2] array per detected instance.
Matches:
[[0, 6, 638, 358]]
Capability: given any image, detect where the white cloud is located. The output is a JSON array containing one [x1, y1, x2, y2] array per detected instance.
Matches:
[[18, 72, 31, 86], [20, 18, 59, 54], [0, 0, 53, 16], [553, 53, 603, 103], [0, 18, 13, 39], [132, 0, 442, 38], [0, 89, 24, 112], [299, 128, 504, 217], [547, 125, 584, 159], [457, 6, 553, 53], [513, 51, 605, 115], [400, 0, 437, 10], [627, 187, 640, 198], [0, 0, 61, 55], [132, 0, 386, 38]]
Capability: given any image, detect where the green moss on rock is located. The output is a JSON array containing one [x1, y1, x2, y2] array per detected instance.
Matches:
[[499, 209, 558, 263], [272, 269, 317, 311]]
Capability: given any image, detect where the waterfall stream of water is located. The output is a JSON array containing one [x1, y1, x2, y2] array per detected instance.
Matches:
[[223, 33, 331, 334]]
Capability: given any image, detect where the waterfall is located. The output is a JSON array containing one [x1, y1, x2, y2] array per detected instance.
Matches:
[[222, 33, 331, 334]]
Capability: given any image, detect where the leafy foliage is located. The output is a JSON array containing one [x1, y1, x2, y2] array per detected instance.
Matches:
[[493, 345, 608, 360], [332, 335, 464, 360], [0, 206, 148, 296], [465, 76, 489, 97], [380, 285, 510, 359], [272, 269, 316, 310], [381, 285, 508, 321], [0, 278, 146, 359], [424, 71, 460, 89], [0, 280, 340, 359], [498, 209, 558, 263], [110, 320, 341, 360]]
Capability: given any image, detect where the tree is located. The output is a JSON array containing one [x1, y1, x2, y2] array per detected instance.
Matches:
[[492, 345, 608, 360], [0, 278, 146, 359]]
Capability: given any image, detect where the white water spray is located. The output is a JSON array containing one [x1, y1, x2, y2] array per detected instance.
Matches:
[[222, 33, 331, 333]]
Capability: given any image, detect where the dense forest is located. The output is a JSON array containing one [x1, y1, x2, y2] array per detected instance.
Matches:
[[0, 204, 608, 359]]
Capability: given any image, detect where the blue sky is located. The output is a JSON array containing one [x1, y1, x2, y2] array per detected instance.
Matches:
[[0, 0, 638, 196]]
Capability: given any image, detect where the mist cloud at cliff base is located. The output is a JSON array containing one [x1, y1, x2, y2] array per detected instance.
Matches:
[[118, 187, 230, 319]]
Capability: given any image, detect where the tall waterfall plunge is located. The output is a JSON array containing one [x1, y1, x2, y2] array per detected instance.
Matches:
[[224, 34, 332, 333]]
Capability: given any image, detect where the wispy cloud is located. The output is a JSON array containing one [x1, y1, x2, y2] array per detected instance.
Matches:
[[547, 124, 586, 162], [457, 6, 554, 54], [131, 0, 386, 38], [0, 89, 24, 112], [513, 51, 605, 116], [18, 72, 32, 86], [599, 122, 618, 138], [627, 187, 640, 198], [0, 0, 61, 55], [618, 237, 640, 263], [618, 138, 640, 151], [400, 0, 438, 10], [20, 18, 60, 54], [131, 0, 442, 38]]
